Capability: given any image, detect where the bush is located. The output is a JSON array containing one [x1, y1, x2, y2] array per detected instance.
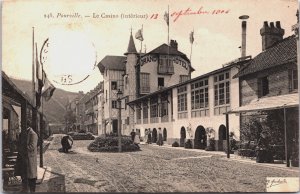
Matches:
[[237, 149, 256, 157], [184, 139, 192, 149], [172, 141, 179, 147], [87, 135, 140, 152], [70, 132, 95, 140]]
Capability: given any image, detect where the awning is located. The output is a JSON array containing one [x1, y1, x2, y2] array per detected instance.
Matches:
[[228, 93, 299, 113]]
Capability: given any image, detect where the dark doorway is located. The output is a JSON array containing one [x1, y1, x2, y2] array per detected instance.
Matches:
[[194, 125, 206, 149], [152, 128, 157, 143], [180, 127, 186, 147], [163, 128, 167, 141], [112, 119, 118, 134], [219, 125, 227, 140]]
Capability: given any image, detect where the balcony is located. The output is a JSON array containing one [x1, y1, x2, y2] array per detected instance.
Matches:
[[158, 65, 174, 74], [161, 115, 169, 123], [143, 118, 148, 124]]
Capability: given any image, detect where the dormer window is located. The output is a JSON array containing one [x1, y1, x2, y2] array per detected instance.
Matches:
[[158, 55, 174, 74]]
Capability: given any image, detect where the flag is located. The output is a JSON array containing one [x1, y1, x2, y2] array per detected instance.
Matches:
[[135, 29, 144, 41], [164, 11, 169, 26], [35, 43, 44, 108], [42, 76, 56, 102], [189, 31, 194, 44]]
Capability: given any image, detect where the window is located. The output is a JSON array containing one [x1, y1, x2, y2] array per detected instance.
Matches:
[[177, 86, 187, 112], [258, 76, 269, 97], [191, 79, 209, 110], [214, 72, 230, 115], [180, 75, 189, 83], [125, 76, 128, 90], [143, 102, 148, 124], [106, 90, 107, 102], [125, 98, 128, 110], [289, 69, 298, 91], [136, 105, 141, 124], [140, 73, 150, 93], [111, 81, 117, 90], [158, 55, 174, 74], [112, 100, 117, 109], [150, 98, 158, 118], [158, 77, 164, 88]]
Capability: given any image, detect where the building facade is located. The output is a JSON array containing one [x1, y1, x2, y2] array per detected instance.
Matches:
[[230, 20, 298, 164], [97, 32, 194, 136], [129, 57, 250, 150]]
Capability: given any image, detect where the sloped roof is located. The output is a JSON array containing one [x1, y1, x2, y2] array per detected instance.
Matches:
[[97, 55, 126, 73], [234, 35, 297, 78], [124, 33, 137, 55], [149, 43, 189, 61], [229, 93, 298, 113], [148, 43, 194, 71]]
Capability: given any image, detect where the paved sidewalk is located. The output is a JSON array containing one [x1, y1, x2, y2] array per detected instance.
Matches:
[[141, 142, 299, 172]]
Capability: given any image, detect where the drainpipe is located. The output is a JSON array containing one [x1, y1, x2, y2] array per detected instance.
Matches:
[[226, 113, 230, 158]]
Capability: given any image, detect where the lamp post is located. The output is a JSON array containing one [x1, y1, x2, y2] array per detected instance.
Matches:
[[117, 89, 123, 152]]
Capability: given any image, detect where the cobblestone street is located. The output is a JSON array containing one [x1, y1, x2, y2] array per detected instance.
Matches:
[[35, 135, 299, 193]]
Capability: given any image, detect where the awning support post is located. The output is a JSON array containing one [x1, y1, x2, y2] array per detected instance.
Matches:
[[226, 113, 230, 158], [284, 107, 289, 167]]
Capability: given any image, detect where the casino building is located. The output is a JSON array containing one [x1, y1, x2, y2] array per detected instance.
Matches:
[[97, 32, 194, 137], [97, 30, 251, 151]]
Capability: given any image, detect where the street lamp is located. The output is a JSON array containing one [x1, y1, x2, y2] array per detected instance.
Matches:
[[117, 89, 123, 152]]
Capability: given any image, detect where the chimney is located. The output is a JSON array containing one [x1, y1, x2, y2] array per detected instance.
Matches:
[[260, 21, 285, 51], [239, 15, 249, 58], [170, 39, 178, 50]]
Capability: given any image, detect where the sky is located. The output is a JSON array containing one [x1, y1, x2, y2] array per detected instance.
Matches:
[[2, 0, 299, 93]]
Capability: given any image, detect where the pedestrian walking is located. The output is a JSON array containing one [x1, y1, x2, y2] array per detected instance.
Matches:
[[157, 127, 163, 146], [147, 129, 152, 144], [15, 120, 38, 192], [144, 129, 148, 143], [130, 129, 136, 142], [61, 135, 73, 153], [134, 129, 140, 148]]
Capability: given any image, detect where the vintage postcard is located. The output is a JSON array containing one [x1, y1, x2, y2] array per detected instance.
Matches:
[[1, 0, 299, 193]]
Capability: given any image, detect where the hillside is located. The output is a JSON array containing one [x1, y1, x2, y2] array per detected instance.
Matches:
[[10, 78, 81, 124]]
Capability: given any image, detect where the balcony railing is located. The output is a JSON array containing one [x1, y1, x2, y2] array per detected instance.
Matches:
[[136, 119, 141, 124], [158, 65, 174, 74]]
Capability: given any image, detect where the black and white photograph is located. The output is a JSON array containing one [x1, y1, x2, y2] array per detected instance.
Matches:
[[1, 0, 300, 192]]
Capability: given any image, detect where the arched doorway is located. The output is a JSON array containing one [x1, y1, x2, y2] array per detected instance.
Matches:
[[219, 125, 227, 140], [163, 128, 167, 141], [180, 127, 186, 147], [152, 128, 157, 143], [194, 125, 206, 149], [218, 125, 227, 151]]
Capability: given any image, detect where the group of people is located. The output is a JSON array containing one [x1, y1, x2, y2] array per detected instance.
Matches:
[[131, 128, 164, 146], [15, 120, 38, 193], [130, 129, 140, 148]]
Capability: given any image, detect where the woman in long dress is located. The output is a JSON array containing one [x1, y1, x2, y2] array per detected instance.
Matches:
[[147, 129, 152, 144], [134, 129, 140, 147], [158, 128, 163, 146]]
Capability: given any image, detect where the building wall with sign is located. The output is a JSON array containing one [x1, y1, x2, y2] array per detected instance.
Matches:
[[140, 54, 191, 94]]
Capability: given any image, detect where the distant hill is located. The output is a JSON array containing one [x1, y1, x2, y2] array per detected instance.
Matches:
[[10, 78, 81, 124]]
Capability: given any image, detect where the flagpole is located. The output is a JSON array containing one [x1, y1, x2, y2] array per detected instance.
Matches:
[[40, 93, 43, 167], [140, 25, 143, 53], [32, 27, 38, 135], [190, 29, 194, 62], [32, 27, 35, 108], [167, 5, 170, 73]]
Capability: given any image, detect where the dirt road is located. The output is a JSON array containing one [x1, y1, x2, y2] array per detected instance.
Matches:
[[40, 134, 299, 192]]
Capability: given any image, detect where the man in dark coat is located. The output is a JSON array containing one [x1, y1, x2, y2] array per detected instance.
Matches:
[[61, 135, 73, 153], [15, 120, 38, 192], [130, 129, 135, 142]]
